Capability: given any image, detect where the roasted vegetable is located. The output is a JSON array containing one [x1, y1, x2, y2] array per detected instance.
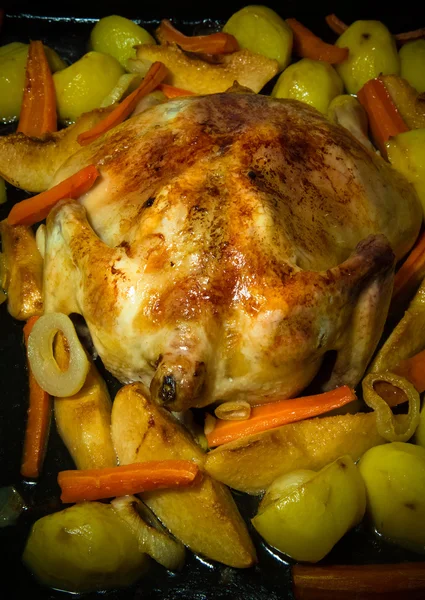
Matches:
[[359, 442, 425, 552], [382, 75, 425, 130], [111, 495, 185, 571], [362, 372, 420, 442], [252, 456, 366, 562], [223, 5, 293, 71], [111, 383, 256, 568], [0, 42, 65, 123], [53, 330, 117, 470], [100, 73, 141, 107], [0, 220, 43, 320], [373, 276, 425, 369], [23, 502, 147, 593], [205, 412, 391, 494], [271, 58, 343, 114], [335, 21, 399, 94], [90, 15, 155, 68], [416, 402, 425, 448], [328, 94, 374, 151], [400, 40, 425, 93], [387, 129, 425, 214], [53, 51, 125, 122], [135, 43, 278, 94]]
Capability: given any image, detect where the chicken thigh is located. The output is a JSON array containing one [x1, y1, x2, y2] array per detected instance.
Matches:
[[41, 93, 421, 410]]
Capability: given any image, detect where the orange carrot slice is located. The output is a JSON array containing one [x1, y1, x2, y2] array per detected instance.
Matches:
[[393, 348, 425, 394], [325, 14, 348, 36], [21, 316, 52, 479], [17, 40, 57, 137], [158, 19, 239, 55], [7, 164, 99, 227], [357, 77, 409, 157], [286, 18, 349, 64], [58, 460, 200, 503], [206, 386, 356, 448], [391, 228, 425, 308], [157, 83, 196, 98], [77, 62, 168, 146]]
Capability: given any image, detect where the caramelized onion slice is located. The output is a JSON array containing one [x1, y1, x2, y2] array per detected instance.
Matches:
[[27, 313, 89, 397], [111, 495, 185, 571], [362, 372, 420, 442]]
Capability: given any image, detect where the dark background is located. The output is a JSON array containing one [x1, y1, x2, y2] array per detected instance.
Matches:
[[1, 2, 425, 599]]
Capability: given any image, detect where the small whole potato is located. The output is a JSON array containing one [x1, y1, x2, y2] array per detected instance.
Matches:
[[53, 51, 125, 122], [335, 20, 399, 94], [223, 5, 293, 71], [23, 502, 147, 593], [400, 40, 425, 94], [359, 442, 425, 552], [252, 455, 366, 562], [90, 15, 156, 68], [272, 58, 343, 114]]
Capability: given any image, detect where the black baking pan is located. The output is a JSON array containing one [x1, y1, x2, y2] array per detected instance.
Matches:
[[1, 2, 425, 599]]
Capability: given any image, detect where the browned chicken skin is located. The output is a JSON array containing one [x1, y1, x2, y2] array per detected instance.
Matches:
[[34, 93, 421, 410]]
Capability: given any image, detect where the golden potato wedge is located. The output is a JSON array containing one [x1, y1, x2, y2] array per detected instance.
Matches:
[[0, 107, 111, 193], [382, 75, 425, 130], [54, 333, 117, 470], [0, 220, 43, 320], [205, 412, 393, 495], [111, 384, 256, 568], [135, 43, 278, 94]]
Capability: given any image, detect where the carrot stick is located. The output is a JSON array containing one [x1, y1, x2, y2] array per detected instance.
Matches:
[[286, 18, 349, 64], [17, 40, 57, 137], [395, 27, 425, 44], [157, 19, 239, 55], [357, 77, 409, 157], [292, 562, 425, 599], [157, 83, 196, 98], [21, 316, 52, 479], [7, 164, 99, 227], [58, 460, 200, 503], [391, 228, 425, 308], [206, 386, 356, 448], [77, 62, 168, 146], [325, 14, 348, 36]]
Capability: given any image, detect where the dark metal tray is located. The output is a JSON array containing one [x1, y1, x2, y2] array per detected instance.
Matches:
[[1, 3, 425, 599]]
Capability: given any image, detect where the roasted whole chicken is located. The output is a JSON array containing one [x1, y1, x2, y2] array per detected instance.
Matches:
[[5, 92, 421, 411]]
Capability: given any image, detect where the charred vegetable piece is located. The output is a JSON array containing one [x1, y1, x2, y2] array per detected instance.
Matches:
[[23, 502, 147, 593], [53, 51, 124, 122], [271, 58, 343, 114], [0, 220, 43, 320], [387, 129, 425, 215], [90, 15, 155, 68], [335, 20, 399, 94], [400, 40, 425, 93], [223, 5, 293, 71], [111, 383, 256, 568], [111, 495, 185, 571], [205, 412, 391, 495], [359, 443, 425, 552], [135, 43, 278, 94], [252, 456, 366, 562]]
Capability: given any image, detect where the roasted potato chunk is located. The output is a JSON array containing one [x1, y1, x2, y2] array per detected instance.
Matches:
[[252, 456, 366, 562], [23, 502, 147, 593], [135, 43, 278, 94], [51, 330, 116, 470], [205, 412, 392, 494], [111, 383, 256, 568], [0, 220, 43, 320]]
